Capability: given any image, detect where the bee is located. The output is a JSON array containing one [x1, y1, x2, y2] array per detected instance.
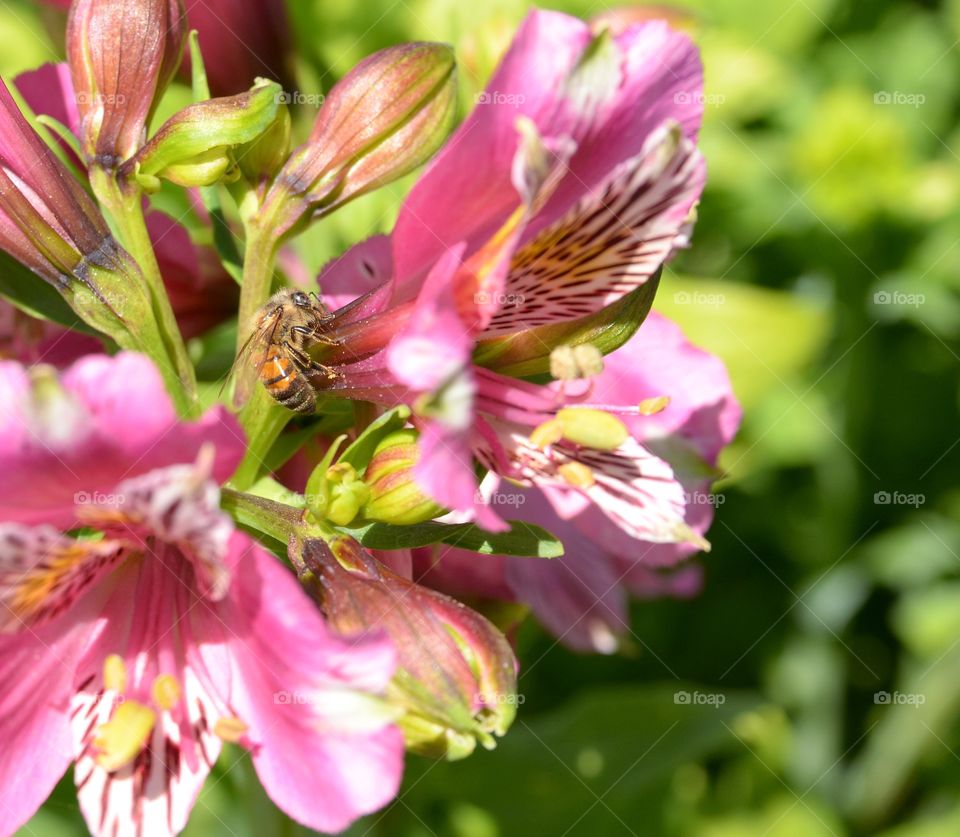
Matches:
[[229, 289, 341, 413]]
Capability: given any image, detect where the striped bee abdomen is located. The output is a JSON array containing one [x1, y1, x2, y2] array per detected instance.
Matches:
[[261, 349, 316, 413]]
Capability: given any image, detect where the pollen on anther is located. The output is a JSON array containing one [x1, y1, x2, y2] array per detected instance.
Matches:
[[103, 654, 127, 693], [558, 462, 596, 488], [152, 675, 182, 711]]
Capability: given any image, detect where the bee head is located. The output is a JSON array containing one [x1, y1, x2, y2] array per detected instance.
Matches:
[[291, 291, 311, 308]]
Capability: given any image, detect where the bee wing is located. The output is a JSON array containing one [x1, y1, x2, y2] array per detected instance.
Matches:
[[223, 326, 268, 410]]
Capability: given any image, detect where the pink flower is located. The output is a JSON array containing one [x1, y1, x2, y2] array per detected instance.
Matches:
[[180, 0, 295, 97], [0, 353, 403, 836], [412, 314, 741, 653], [0, 299, 100, 366], [301, 11, 707, 541]]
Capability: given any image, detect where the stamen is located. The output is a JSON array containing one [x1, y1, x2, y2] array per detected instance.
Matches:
[[214, 716, 249, 743], [151, 675, 181, 711], [556, 408, 628, 451], [558, 462, 595, 488], [93, 700, 156, 772], [103, 654, 127, 693], [638, 396, 670, 416], [529, 419, 564, 449]]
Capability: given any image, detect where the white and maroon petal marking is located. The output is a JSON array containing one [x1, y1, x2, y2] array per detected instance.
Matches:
[[72, 673, 225, 837], [507, 431, 694, 545], [483, 122, 705, 337], [0, 523, 129, 632]]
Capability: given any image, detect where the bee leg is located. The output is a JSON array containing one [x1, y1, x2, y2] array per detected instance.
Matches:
[[311, 362, 341, 380]]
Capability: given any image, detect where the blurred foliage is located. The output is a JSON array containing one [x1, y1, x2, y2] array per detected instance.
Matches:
[[10, 0, 960, 834]]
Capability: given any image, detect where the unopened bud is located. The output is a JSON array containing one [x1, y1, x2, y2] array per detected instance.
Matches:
[[324, 462, 370, 527], [265, 42, 457, 237], [68, 0, 187, 167], [362, 429, 447, 525], [125, 79, 282, 190], [297, 537, 518, 760], [238, 102, 291, 183]]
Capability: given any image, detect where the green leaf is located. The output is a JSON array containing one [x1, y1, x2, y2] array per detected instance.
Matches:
[[388, 683, 762, 837], [340, 519, 564, 557], [473, 270, 660, 377]]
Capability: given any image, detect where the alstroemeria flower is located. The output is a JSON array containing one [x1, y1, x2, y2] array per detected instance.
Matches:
[[288, 11, 705, 542], [411, 313, 741, 653], [0, 353, 403, 836]]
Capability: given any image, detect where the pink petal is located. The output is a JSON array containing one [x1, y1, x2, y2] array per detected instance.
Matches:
[[483, 125, 705, 336], [0, 353, 245, 527], [0, 620, 82, 835], [220, 539, 403, 832], [392, 10, 594, 292], [14, 62, 81, 138], [596, 311, 742, 464], [387, 243, 470, 391], [318, 234, 394, 310]]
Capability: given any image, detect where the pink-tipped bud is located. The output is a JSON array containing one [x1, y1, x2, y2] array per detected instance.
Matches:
[[362, 429, 448, 525], [68, 0, 187, 167], [297, 537, 519, 760], [264, 42, 457, 237]]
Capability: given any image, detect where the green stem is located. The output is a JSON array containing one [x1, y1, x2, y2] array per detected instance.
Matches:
[[91, 169, 199, 416], [236, 215, 280, 351], [230, 385, 290, 489]]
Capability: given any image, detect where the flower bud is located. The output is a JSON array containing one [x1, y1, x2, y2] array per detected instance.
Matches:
[[125, 79, 282, 190], [68, 0, 187, 167], [265, 43, 457, 237], [297, 537, 518, 760], [362, 429, 448, 525], [237, 102, 291, 184], [323, 463, 371, 527]]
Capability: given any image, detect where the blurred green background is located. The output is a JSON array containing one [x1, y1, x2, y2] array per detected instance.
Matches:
[[8, 0, 960, 834]]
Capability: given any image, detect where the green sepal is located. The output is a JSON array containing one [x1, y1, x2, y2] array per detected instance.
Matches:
[[473, 270, 661, 377]]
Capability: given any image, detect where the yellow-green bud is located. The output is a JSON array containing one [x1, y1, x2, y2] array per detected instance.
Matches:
[[362, 429, 447, 525]]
